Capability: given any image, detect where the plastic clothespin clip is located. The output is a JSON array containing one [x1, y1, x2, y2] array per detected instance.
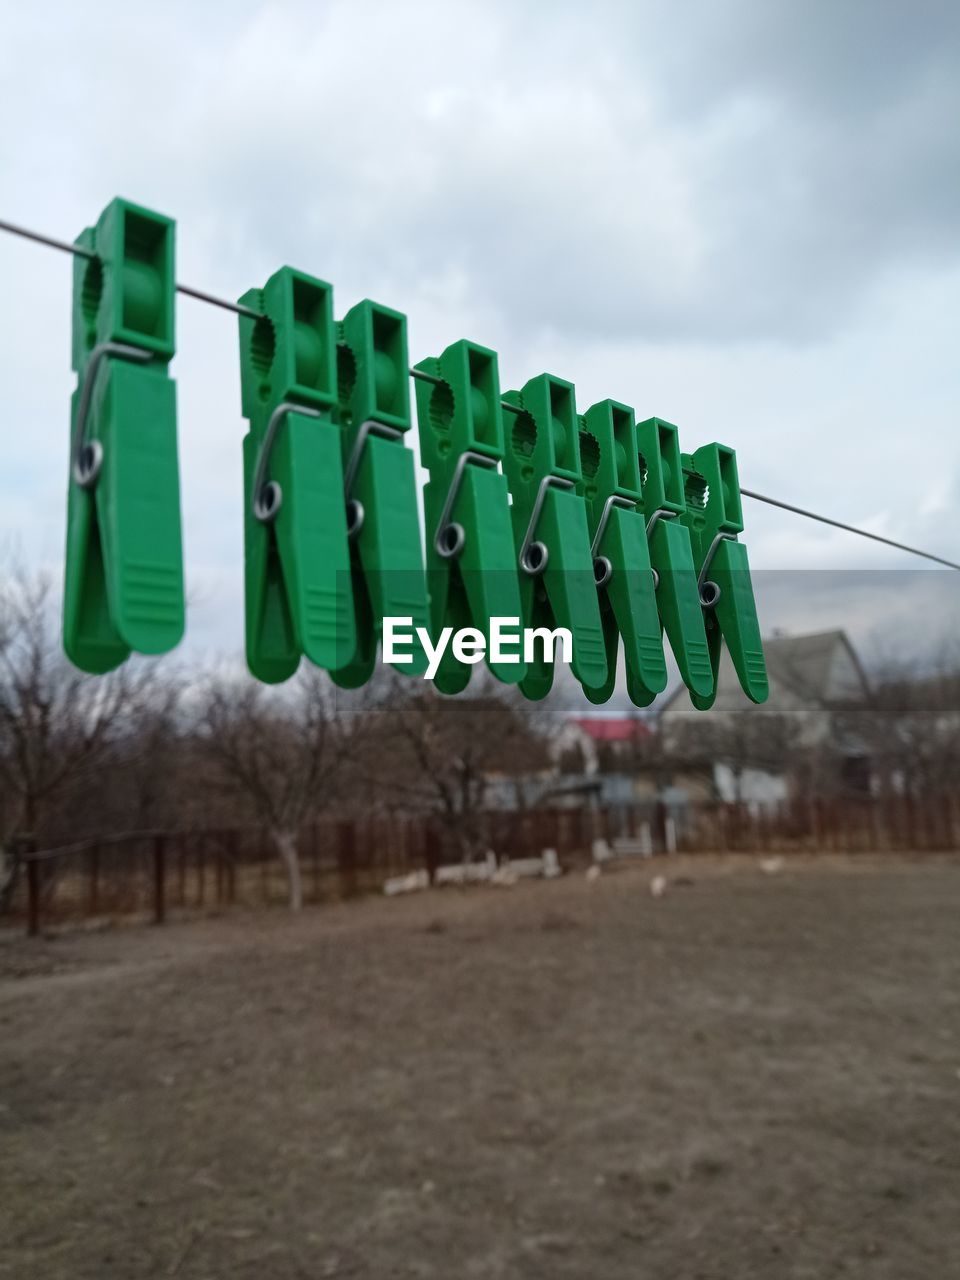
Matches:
[[578, 401, 668, 706], [635, 417, 714, 703], [501, 375, 608, 701], [238, 267, 355, 684], [328, 301, 430, 686], [412, 340, 527, 693], [679, 444, 769, 709], [63, 198, 184, 674]]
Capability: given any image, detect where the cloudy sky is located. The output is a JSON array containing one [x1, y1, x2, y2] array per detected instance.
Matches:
[[1, 0, 958, 678]]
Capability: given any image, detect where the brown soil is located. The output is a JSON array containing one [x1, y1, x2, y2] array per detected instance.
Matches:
[[2, 854, 959, 1278]]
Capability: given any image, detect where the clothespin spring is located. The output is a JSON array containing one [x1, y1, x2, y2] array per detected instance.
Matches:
[[643, 507, 683, 591], [250, 402, 323, 523], [343, 418, 403, 540], [433, 450, 499, 559], [589, 494, 637, 589], [519, 475, 575, 576], [697, 531, 737, 608], [253, 411, 406, 536], [72, 341, 152, 489]]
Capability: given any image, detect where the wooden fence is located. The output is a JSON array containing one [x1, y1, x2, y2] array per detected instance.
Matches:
[[5, 792, 958, 936], [675, 793, 960, 855]]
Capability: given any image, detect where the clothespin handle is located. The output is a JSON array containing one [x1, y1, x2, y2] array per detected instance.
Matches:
[[684, 443, 768, 706], [63, 199, 184, 674], [237, 268, 354, 682], [635, 416, 714, 701]]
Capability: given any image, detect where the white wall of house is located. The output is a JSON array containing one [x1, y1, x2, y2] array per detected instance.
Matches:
[[713, 763, 789, 808]]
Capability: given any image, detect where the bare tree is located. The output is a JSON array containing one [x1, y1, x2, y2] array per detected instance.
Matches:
[[0, 567, 158, 908], [844, 643, 960, 797], [362, 674, 553, 860], [195, 667, 349, 910], [53, 675, 186, 836]]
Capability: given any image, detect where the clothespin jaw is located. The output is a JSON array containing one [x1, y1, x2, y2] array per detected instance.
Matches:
[[238, 267, 355, 684], [680, 444, 768, 709], [501, 375, 607, 700], [329, 300, 430, 685], [413, 339, 527, 693], [579, 401, 667, 707], [63, 198, 184, 674], [338, 300, 410, 432], [635, 417, 714, 701]]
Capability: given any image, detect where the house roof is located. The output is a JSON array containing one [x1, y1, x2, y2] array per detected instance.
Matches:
[[658, 629, 870, 720], [569, 716, 652, 742], [764, 629, 868, 701]]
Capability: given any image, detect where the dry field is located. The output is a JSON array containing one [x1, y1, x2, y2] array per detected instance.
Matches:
[[1, 853, 959, 1278]]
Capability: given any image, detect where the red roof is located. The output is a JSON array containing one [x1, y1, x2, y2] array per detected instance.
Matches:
[[569, 717, 651, 743]]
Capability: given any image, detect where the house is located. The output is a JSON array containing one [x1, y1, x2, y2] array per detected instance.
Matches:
[[657, 629, 872, 805], [540, 715, 656, 808], [659, 629, 869, 736], [553, 715, 652, 774], [497, 631, 874, 816]]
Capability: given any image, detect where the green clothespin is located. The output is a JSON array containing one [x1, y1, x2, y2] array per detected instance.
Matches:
[[635, 417, 714, 703], [63, 198, 184, 674], [680, 444, 768, 709], [329, 301, 429, 686], [502, 375, 607, 700], [238, 267, 355, 684], [578, 400, 668, 707], [413, 340, 527, 693]]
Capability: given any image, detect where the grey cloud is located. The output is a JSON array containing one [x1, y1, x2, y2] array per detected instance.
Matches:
[[138, 0, 960, 346], [648, 0, 960, 119]]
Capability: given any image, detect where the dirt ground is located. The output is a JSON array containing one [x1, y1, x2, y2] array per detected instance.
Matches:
[[1, 854, 959, 1279]]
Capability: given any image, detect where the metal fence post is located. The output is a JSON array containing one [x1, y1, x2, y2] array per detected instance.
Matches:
[[424, 821, 440, 886], [338, 821, 358, 899], [88, 843, 100, 916], [153, 835, 166, 925], [26, 852, 40, 938]]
